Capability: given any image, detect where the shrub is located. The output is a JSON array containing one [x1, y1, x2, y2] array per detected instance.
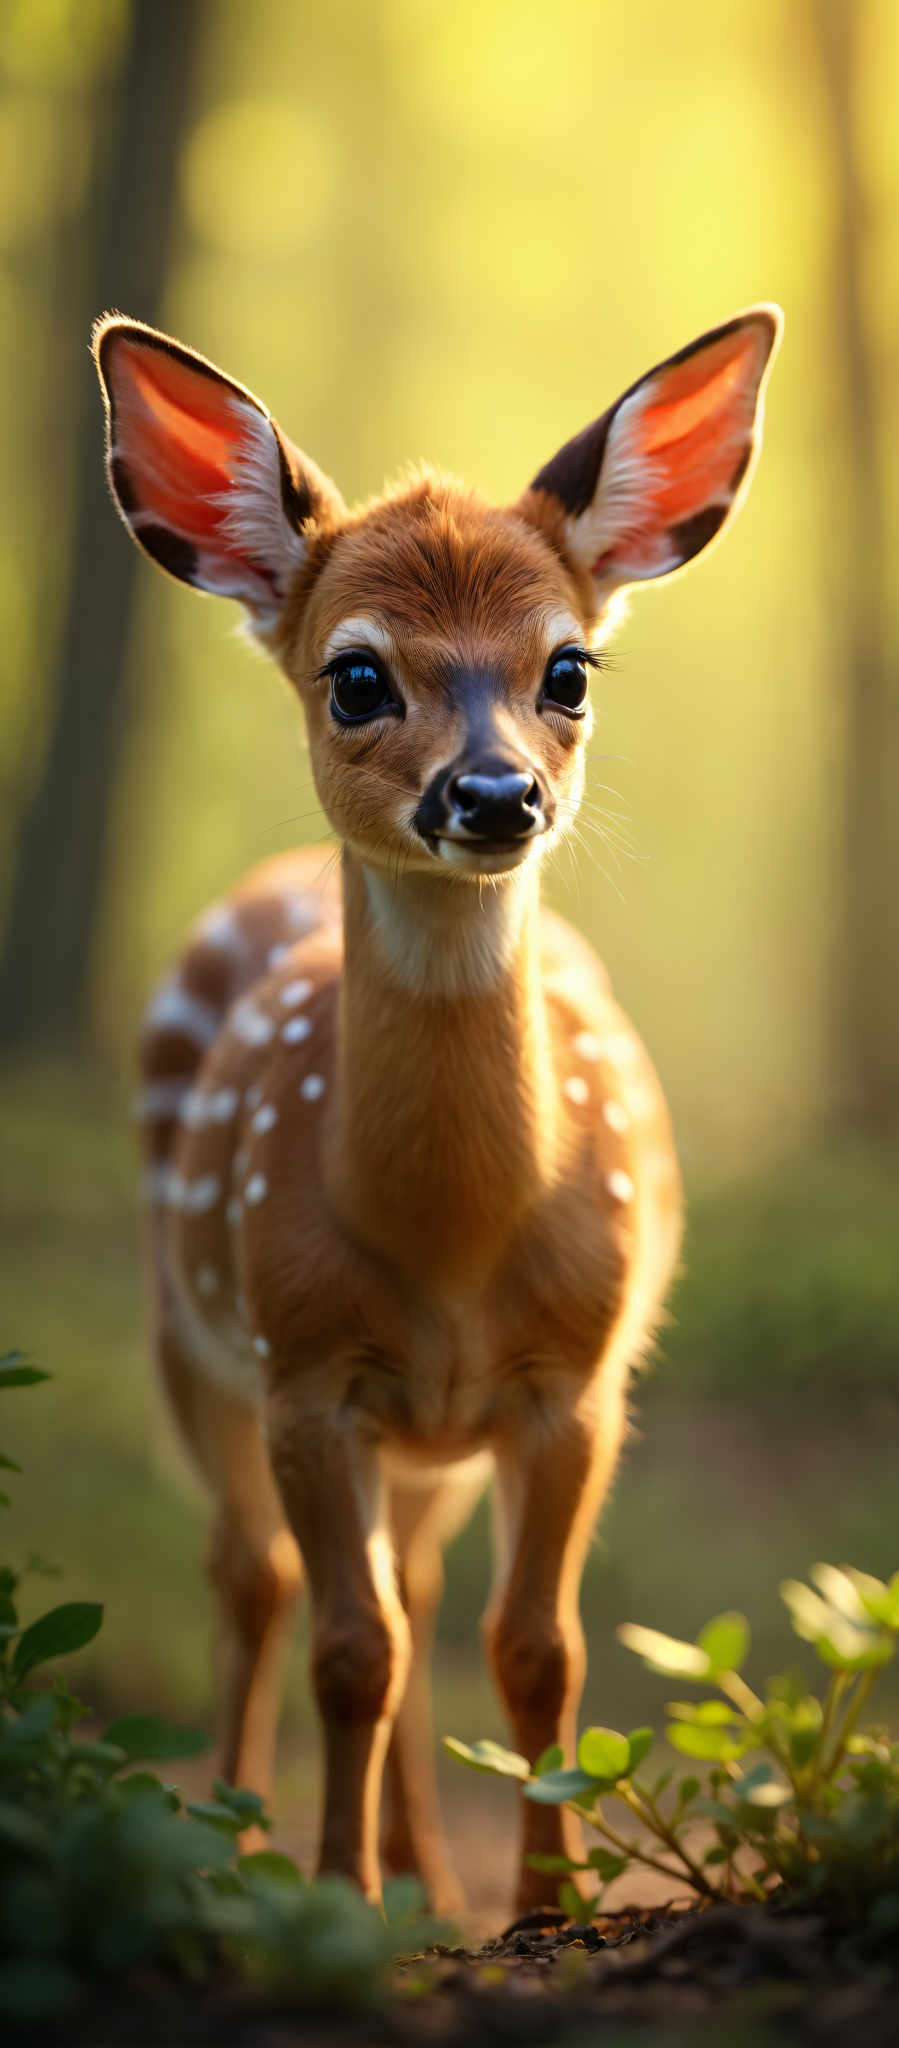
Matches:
[[447, 1562, 899, 1931]]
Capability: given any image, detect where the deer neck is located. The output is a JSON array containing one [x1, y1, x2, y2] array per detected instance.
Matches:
[[325, 847, 557, 1280]]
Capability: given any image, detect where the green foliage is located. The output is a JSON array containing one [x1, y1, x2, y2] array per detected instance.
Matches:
[[447, 1568, 899, 1931], [0, 1359, 439, 2022]]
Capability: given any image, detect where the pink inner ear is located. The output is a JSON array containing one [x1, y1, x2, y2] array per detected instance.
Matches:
[[593, 328, 765, 576], [634, 333, 759, 525], [112, 338, 261, 552]]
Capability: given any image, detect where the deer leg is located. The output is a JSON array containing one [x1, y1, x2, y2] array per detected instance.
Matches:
[[382, 1461, 489, 1914], [266, 1389, 410, 1901], [155, 1328, 302, 1826], [485, 1388, 625, 1912]]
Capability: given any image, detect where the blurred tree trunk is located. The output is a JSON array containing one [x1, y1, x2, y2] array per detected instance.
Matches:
[[812, 0, 897, 1128], [0, 0, 207, 1053]]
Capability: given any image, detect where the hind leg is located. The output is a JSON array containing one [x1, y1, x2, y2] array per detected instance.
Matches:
[[382, 1458, 491, 1914], [157, 1332, 302, 1814]]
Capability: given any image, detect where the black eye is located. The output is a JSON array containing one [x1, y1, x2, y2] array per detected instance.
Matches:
[[542, 647, 590, 716], [328, 653, 399, 724]]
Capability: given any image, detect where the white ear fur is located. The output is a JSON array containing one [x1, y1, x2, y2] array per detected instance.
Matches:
[[94, 315, 343, 636], [527, 305, 783, 601]]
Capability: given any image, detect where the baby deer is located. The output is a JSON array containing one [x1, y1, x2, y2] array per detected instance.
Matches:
[[94, 304, 781, 1912]]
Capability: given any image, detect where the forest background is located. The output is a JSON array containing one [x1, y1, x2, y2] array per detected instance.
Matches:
[[1, 0, 896, 1909]]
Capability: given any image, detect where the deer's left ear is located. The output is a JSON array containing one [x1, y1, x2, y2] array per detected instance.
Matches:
[[520, 306, 782, 601]]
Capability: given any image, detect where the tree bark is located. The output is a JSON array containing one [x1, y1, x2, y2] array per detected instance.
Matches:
[[812, 0, 897, 1127], [0, 0, 207, 1052]]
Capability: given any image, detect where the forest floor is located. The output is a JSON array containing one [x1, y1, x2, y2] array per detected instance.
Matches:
[[20, 1897, 899, 2048]]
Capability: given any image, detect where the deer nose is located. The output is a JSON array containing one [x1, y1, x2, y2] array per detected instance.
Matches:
[[448, 769, 542, 840]]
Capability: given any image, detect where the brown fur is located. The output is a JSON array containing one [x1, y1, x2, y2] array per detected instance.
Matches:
[[97, 310, 779, 1911]]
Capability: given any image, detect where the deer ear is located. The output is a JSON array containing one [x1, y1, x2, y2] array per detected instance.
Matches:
[[521, 306, 782, 601], [93, 315, 344, 629]]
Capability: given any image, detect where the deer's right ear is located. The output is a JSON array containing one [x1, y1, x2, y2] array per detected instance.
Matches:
[[93, 315, 344, 629]]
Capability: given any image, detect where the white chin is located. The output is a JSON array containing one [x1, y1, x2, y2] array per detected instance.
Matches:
[[435, 838, 536, 876]]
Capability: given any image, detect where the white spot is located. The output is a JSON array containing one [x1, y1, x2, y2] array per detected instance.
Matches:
[[166, 1169, 187, 1208], [234, 1146, 249, 1176], [186, 1174, 221, 1213], [601, 1032, 638, 1068], [245, 1173, 268, 1205], [196, 1264, 220, 1297], [245, 1083, 263, 1111], [268, 942, 292, 970], [282, 1015, 312, 1045], [280, 978, 314, 1008], [607, 1169, 634, 1203], [626, 1084, 655, 1120], [602, 1100, 629, 1133], [211, 1087, 240, 1122], [253, 1334, 271, 1359], [132, 1078, 189, 1120], [573, 1031, 604, 1062], [231, 999, 275, 1047], [197, 904, 244, 952], [226, 1196, 242, 1228], [146, 980, 219, 1047], [300, 1073, 326, 1103], [251, 1102, 278, 1135], [180, 1088, 207, 1129], [140, 1164, 174, 1204], [285, 896, 319, 933], [564, 1075, 589, 1106]]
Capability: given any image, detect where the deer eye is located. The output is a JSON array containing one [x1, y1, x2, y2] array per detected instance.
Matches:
[[541, 647, 591, 716], [327, 652, 400, 724]]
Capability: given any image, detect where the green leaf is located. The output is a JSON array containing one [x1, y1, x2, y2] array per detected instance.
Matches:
[[0, 1455, 22, 1473], [72, 1740, 128, 1772], [693, 1798, 740, 1829], [442, 1736, 530, 1780], [734, 1764, 791, 1809], [781, 1577, 892, 1670], [666, 1699, 736, 1726], [114, 1771, 180, 1809], [0, 1360, 50, 1389], [586, 1847, 627, 1881], [559, 1880, 588, 1920], [616, 1622, 710, 1680], [184, 1798, 244, 1835], [667, 1722, 740, 1762], [577, 1727, 631, 1781], [697, 1612, 750, 1676], [102, 1711, 211, 1761], [523, 1766, 597, 1806], [533, 1743, 564, 1777], [238, 1850, 304, 1886], [13, 1602, 103, 1678], [526, 1852, 585, 1875], [626, 1727, 654, 1770], [675, 1775, 700, 1810], [212, 1779, 267, 1820], [4, 1693, 57, 1743], [703, 1845, 729, 1865]]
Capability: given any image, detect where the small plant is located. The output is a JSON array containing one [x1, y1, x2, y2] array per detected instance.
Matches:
[[0, 1352, 440, 2022], [447, 1564, 899, 1929]]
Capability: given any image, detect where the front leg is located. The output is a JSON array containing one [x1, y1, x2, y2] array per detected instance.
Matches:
[[266, 1373, 410, 1901], [485, 1384, 625, 1911]]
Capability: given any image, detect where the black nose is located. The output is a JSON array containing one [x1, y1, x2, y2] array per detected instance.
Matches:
[[448, 769, 541, 840]]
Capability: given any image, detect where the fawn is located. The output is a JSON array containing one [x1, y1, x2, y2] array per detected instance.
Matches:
[[94, 304, 781, 1911]]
